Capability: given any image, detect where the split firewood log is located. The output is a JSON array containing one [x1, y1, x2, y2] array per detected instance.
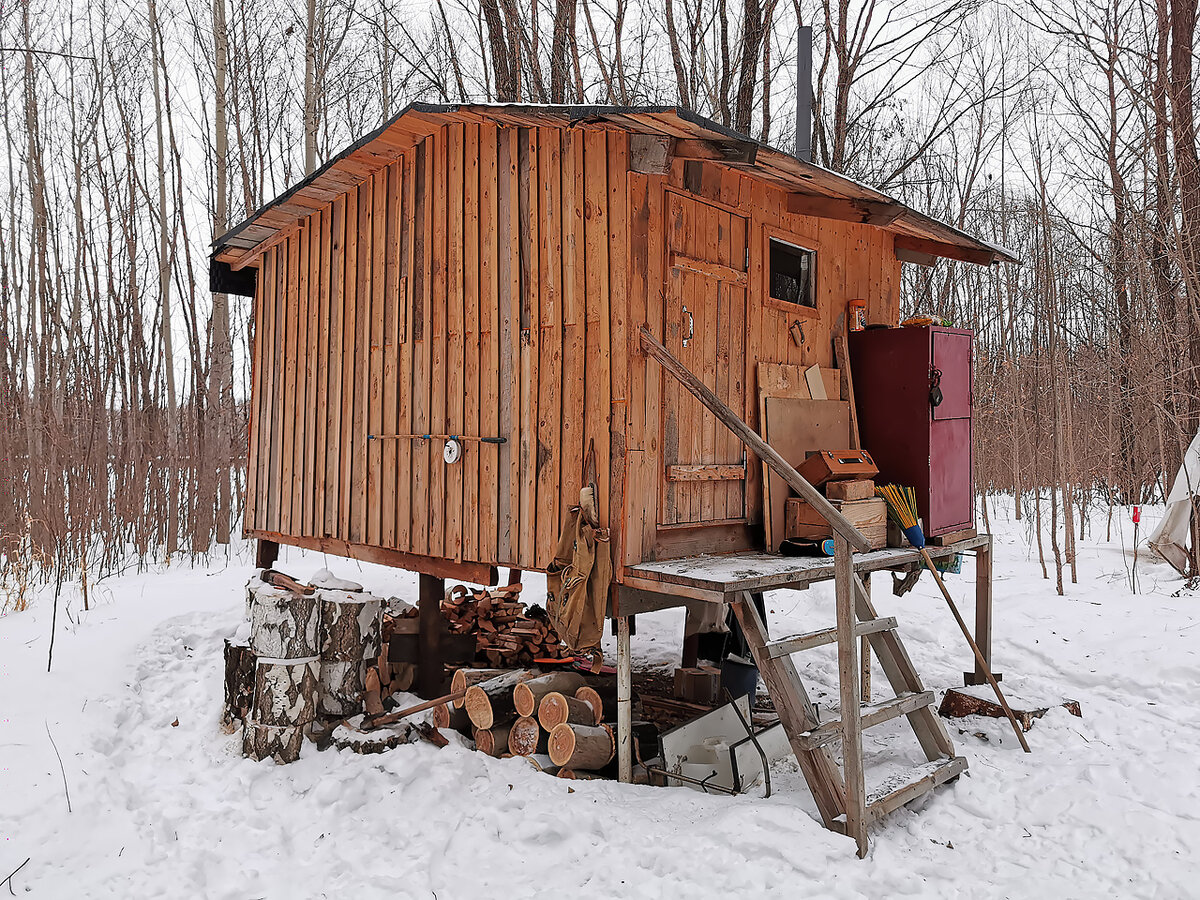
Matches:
[[548, 722, 615, 769], [474, 721, 516, 757], [450, 668, 512, 708], [513, 672, 586, 718], [507, 716, 548, 757], [538, 691, 602, 731], [464, 669, 538, 730], [364, 667, 385, 716]]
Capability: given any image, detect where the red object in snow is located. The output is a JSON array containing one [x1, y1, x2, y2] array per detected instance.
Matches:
[[1133, 506, 1141, 524]]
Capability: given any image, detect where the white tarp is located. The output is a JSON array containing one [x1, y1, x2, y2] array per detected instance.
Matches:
[[1148, 430, 1200, 574]]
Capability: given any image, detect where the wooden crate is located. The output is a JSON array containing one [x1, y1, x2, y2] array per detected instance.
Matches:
[[785, 497, 887, 549]]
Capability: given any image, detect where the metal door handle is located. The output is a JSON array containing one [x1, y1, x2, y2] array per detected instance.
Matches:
[[682, 305, 694, 347]]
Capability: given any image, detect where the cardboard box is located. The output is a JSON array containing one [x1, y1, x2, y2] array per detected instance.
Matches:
[[784, 497, 887, 550]]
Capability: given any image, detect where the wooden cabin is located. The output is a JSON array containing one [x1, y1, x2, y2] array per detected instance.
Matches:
[[211, 103, 1013, 596]]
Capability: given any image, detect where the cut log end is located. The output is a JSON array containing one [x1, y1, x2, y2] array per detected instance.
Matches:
[[548, 722, 614, 769], [574, 686, 604, 722], [539, 691, 601, 731], [464, 684, 496, 730], [507, 716, 544, 756]]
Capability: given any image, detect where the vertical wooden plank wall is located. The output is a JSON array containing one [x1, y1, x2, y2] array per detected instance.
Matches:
[[247, 122, 624, 574], [621, 162, 901, 566]]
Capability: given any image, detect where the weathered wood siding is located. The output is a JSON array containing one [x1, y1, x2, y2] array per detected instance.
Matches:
[[245, 123, 629, 572]]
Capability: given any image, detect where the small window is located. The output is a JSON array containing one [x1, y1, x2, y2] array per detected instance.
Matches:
[[769, 238, 815, 309]]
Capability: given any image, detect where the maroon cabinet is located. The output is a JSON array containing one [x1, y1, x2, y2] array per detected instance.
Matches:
[[848, 325, 974, 537]]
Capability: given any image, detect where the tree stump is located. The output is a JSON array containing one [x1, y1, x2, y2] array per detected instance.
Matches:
[[252, 658, 319, 728], [221, 638, 256, 732], [319, 590, 382, 661], [249, 584, 320, 659], [330, 717, 415, 754]]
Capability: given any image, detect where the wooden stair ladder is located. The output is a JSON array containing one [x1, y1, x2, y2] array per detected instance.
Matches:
[[637, 326, 966, 856], [732, 536, 967, 857]]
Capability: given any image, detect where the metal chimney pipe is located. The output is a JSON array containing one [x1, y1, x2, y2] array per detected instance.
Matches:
[[796, 25, 813, 163]]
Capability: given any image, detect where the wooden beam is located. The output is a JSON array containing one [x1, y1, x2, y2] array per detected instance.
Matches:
[[629, 135, 760, 174], [894, 234, 997, 266], [638, 326, 871, 551], [629, 134, 672, 174], [245, 528, 498, 583], [231, 224, 290, 271], [672, 138, 758, 165], [786, 192, 903, 227]]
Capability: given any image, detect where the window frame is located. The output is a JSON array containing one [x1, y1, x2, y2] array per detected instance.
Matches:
[[762, 228, 820, 319]]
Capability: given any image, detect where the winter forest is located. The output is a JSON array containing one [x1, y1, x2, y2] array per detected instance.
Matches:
[[1, 0, 1198, 598]]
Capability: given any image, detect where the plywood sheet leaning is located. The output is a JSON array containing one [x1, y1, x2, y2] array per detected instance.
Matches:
[[757, 362, 844, 551], [760, 393, 850, 553]]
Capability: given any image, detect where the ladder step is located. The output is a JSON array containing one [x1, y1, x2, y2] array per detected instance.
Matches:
[[766, 617, 898, 659], [865, 756, 968, 824], [796, 690, 935, 751]]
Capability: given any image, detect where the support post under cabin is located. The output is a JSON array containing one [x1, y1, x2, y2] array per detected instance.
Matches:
[[255, 539, 279, 569], [966, 535, 997, 686], [418, 573, 446, 698], [616, 615, 633, 783]]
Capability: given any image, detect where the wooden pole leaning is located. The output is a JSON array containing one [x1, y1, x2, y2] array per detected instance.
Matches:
[[638, 326, 871, 552], [918, 548, 1031, 753]]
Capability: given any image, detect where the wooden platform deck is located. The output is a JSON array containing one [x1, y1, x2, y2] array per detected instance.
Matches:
[[619, 535, 988, 605]]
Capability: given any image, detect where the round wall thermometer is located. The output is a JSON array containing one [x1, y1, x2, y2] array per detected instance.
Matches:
[[443, 438, 463, 465]]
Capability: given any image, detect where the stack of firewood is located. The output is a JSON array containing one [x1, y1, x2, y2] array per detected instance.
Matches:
[[441, 667, 652, 777], [439, 584, 571, 666]]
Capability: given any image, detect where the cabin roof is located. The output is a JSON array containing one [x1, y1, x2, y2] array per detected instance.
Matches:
[[212, 102, 1017, 272]]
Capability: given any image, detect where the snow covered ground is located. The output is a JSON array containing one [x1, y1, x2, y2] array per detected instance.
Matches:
[[3, 501, 1199, 898]]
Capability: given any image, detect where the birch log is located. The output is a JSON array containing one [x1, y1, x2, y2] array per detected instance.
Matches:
[[319, 659, 368, 717], [251, 657, 319, 727], [507, 716, 548, 756], [243, 723, 305, 764], [249, 585, 320, 659], [319, 590, 382, 660], [221, 638, 256, 732]]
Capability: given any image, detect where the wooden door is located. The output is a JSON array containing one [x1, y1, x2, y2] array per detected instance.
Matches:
[[659, 192, 749, 528]]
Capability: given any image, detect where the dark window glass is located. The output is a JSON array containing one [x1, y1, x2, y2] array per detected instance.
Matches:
[[769, 239, 815, 308]]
